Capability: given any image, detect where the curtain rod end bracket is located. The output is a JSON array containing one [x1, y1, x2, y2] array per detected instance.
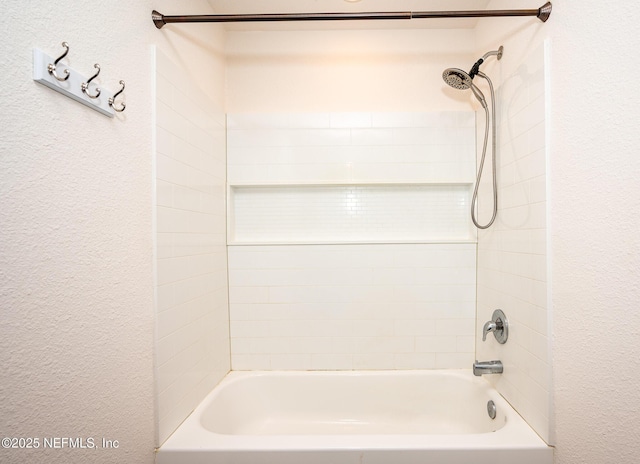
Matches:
[[152, 10, 166, 29], [537, 2, 552, 22]]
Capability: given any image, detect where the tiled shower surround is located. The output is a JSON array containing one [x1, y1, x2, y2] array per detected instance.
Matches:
[[227, 111, 478, 370], [154, 50, 230, 443], [229, 244, 476, 370], [154, 44, 550, 443], [476, 43, 550, 442]]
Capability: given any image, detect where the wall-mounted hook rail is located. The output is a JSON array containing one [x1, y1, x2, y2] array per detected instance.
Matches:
[[33, 44, 123, 118]]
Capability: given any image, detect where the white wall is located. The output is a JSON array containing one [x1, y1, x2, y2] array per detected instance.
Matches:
[[475, 43, 550, 442], [478, 0, 640, 462], [4, 1, 640, 463], [224, 30, 482, 372], [154, 49, 229, 444], [226, 110, 477, 370], [229, 243, 476, 370], [152, 1, 230, 446], [1, 2, 155, 463], [549, 1, 640, 462], [227, 111, 476, 370], [152, 0, 227, 107], [226, 29, 476, 112], [1, 1, 230, 461]]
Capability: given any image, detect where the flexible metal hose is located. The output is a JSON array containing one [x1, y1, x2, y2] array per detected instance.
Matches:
[[470, 72, 497, 229]]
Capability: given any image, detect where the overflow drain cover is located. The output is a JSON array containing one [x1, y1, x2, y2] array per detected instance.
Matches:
[[487, 400, 497, 420]]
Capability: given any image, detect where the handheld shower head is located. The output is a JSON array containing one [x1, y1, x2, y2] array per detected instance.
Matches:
[[442, 68, 487, 108], [442, 46, 503, 107], [442, 46, 503, 88], [442, 68, 472, 90], [442, 46, 503, 229]]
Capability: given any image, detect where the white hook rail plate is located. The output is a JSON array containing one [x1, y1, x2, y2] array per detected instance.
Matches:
[[33, 47, 115, 118]]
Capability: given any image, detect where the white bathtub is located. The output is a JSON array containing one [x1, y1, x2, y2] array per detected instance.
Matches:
[[156, 370, 552, 464]]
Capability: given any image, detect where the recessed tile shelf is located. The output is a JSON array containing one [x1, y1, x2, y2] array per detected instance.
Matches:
[[228, 183, 475, 245]]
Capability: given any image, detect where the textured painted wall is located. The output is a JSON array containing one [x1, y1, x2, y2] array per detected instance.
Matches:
[[0, 2, 156, 463], [549, 1, 640, 462], [4, 1, 640, 463], [479, 1, 640, 462]]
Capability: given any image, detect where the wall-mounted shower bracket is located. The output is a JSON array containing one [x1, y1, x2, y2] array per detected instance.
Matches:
[[490, 46, 504, 61]]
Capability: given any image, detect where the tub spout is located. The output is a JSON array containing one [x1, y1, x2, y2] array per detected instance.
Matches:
[[473, 360, 503, 376]]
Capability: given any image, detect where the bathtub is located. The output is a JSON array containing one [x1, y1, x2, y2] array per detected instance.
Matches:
[[156, 370, 552, 464]]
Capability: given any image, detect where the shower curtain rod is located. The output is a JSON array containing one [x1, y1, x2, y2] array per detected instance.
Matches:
[[152, 2, 552, 29]]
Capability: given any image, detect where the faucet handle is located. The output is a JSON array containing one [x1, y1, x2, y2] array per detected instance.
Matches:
[[482, 320, 498, 341], [482, 309, 509, 344]]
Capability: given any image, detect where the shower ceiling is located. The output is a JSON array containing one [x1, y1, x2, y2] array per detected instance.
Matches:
[[205, 0, 493, 30]]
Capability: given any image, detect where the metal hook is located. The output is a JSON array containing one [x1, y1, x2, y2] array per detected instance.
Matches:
[[108, 80, 126, 112], [47, 42, 70, 82], [81, 64, 101, 99]]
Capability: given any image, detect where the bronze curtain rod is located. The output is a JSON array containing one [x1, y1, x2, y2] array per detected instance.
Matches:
[[152, 2, 551, 29]]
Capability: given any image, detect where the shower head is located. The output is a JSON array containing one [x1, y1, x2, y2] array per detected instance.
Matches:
[[442, 68, 472, 90], [443, 46, 503, 88], [442, 68, 487, 108], [442, 46, 502, 108], [442, 48, 502, 230]]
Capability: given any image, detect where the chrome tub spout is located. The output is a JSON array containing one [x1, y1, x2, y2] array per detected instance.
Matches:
[[473, 360, 503, 376]]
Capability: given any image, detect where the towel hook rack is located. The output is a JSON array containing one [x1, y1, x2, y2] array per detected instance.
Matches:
[[34, 42, 126, 117]]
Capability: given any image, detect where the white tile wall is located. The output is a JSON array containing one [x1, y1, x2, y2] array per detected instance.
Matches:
[[227, 111, 477, 370], [229, 244, 476, 370], [476, 43, 551, 442], [154, 49, 230, 444], [227, 111, 476, 184]]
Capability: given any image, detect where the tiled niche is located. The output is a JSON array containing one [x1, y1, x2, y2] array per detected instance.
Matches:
[[231, 184, 472, 244]]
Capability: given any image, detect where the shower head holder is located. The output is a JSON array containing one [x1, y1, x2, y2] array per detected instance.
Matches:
[[468, 59, 484, 79]]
